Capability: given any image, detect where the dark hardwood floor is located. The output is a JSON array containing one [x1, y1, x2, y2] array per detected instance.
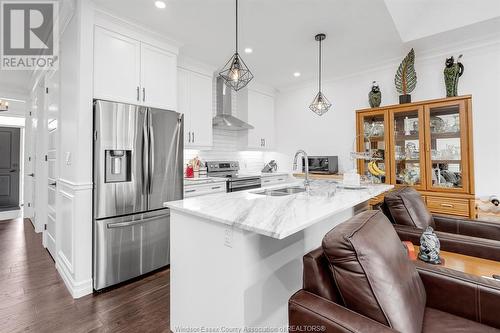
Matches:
[[0, 218, 170, 333]]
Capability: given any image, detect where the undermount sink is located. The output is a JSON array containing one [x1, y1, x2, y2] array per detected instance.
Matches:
[[253, 186, 307, 196]]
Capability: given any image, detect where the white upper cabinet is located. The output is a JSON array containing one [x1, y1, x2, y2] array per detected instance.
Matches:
[[93, 26, 177, 109], [241, 89, 275, 150], [177, 68, 191, 145], [177, 67, 213, 149], [189, 72, 213, 147], [140, 43, 177, 110], [94, 26, 141, 104]]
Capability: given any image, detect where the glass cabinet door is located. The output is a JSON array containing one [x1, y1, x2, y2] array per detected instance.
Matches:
[[357, 110, 390, 184], [389, 106, 426, 189], [424, 100, 468, 192]]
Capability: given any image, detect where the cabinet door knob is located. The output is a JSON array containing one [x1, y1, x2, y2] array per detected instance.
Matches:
[[136, 86, 140, 101], [142, 87, 146, 102], [188, 132, 191, 143], [192, 131, 195, 143]]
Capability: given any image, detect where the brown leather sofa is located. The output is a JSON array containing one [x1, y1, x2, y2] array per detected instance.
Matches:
[[288, 210, 500, 333], [380, 187, 500, 261]]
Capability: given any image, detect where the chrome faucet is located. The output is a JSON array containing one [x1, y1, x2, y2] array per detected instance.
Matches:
[[293, 150, 310, 189]]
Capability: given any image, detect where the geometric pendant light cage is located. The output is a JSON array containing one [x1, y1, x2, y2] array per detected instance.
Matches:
[[219, 0, 254, 91], [309, 33, 332, 116]]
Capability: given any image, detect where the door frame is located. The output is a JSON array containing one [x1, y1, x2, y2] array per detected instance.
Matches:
[[0, 120, 25, 220]]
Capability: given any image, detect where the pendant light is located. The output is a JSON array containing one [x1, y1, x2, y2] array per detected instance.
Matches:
[[219, 0, 254, 91], [309, 33, 332, 116]]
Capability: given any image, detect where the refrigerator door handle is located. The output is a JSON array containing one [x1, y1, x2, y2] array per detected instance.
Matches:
[[106, 214, 169, 229], [142, 111, 149, 195], [148, 109, 155, 194]]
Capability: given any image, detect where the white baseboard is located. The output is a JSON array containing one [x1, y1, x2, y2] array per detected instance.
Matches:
[[0, 209, 22, 221], [56, 258, 93, 299]]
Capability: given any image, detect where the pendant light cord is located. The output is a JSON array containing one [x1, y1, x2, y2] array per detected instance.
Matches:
[[235, 0, 238, 53], [318, 38, 322, 92]]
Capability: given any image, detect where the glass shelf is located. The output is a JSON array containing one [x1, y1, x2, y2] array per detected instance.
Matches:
[[427, 103, 465, 191], [391, 108, 424, 187], [358, 112, 389, 184]]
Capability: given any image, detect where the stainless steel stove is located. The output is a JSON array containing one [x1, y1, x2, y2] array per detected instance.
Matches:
[[206, 161, 261, 192]]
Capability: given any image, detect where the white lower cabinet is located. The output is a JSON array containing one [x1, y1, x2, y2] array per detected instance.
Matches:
[[261, 174, 289, 187], [177, 67, 213, 149], [184, 182, 226, 198]]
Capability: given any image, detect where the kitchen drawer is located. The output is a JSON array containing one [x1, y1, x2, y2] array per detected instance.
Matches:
[[426, 196, 470, 217], [261, 175, 288, 187], [184, 183, 226, 198]]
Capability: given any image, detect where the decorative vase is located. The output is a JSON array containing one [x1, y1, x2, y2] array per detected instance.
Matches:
[[418, 226, 441, 264], [444, 55, 464, 97], [399, 94, 411, 104], [368, 81, 381, 108]]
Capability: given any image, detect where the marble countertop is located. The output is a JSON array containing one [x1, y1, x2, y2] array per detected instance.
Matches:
[[184, 177, 228, 186], [166, 180, 393, 239]]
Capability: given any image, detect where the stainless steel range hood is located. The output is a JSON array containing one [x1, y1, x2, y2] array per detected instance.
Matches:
[[213, 77, 254, 131]]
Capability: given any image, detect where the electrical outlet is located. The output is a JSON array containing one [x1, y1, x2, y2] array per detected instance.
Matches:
[[224, 227, 233, 248]]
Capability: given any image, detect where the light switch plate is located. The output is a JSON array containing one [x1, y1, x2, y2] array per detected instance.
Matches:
[[65, 152, 71, 165]]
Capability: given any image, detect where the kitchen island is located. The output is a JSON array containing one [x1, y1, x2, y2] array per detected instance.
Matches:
[[165, 180, 392, 332]]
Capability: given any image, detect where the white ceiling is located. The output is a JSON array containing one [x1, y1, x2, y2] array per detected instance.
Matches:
[[3, 0, 498, 94], [93, 0, 500, 90], [384, 0, 500, 42], [0, 70, 33, 96]]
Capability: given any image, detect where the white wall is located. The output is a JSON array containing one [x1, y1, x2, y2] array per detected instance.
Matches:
[[56, 0, 94, 298], [275, 40, 500, 197]]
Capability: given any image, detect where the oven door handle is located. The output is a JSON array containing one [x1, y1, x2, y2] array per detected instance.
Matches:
[[229, 179, 261, 189]]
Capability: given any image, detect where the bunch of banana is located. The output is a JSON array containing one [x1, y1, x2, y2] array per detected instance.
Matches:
[[368, 161, 385, 177]]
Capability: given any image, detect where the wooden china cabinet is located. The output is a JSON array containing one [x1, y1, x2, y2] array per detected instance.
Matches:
[[356, 95, 475, 218]]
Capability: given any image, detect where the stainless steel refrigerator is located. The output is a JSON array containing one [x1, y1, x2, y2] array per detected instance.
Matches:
[[93, 99, 183, 290]]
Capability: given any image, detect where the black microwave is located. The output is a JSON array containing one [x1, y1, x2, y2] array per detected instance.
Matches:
[[302, 156, 338, 174]]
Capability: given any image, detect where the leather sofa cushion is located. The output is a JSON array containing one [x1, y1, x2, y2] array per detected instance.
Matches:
[[384, 187, 435, 229], [322, 210, 427, 333], [302, 247, 342, 304], [422, 307, 500, 333]]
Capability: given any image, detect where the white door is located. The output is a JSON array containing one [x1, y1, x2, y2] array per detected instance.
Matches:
[[23, 101, 35, 219], [177, 68, 191, 145], [44, 71, 58, 259], [188, 72, 212, 148], [93, 26, 141, 104], [140, 43, 177, 110]]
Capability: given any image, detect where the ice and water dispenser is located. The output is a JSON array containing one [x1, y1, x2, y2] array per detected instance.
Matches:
[[104, 150, 131, 183]]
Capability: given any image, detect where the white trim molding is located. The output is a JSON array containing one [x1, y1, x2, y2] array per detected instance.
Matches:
[[58, 178, 93, 191], [56, 260, 93, 298]]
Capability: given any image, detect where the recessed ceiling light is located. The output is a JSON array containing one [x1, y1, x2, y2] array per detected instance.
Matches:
[[155, 1, 166, 9], [293, 72, 301, 77], [244, 48, 253, 54]]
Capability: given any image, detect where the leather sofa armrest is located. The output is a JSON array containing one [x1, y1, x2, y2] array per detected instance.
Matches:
[[433, 215, 500, 241], [289, 290, 397, 333], [415, 261, 500, 329], [393, 224, 500, 261]]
